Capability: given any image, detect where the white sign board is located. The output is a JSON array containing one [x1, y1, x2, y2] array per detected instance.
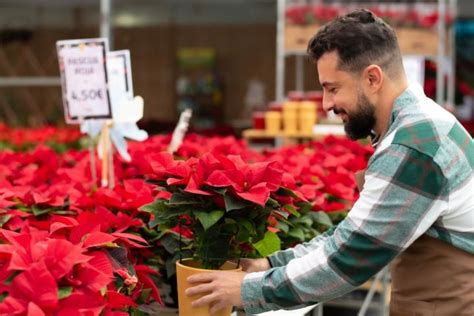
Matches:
[[57, 38, 112, 123], [402, 55, 425, 87], [107, 50, 134, 121]]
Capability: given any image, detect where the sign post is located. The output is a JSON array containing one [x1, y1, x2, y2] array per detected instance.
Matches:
[[57, 38, 112, 187], [57, 40, 146, 189]]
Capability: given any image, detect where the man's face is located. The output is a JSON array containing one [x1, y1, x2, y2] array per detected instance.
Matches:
[[317, 51, 376, 140]]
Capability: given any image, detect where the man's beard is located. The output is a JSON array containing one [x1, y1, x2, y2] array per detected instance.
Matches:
[[336, 92, 376, 140]]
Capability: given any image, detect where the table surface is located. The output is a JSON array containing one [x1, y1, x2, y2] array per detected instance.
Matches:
[[242, 124, 345, 139]]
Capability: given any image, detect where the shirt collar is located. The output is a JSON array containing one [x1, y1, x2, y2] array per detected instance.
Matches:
[[371, 82, 424, 149], [390, 82, 423, 125]]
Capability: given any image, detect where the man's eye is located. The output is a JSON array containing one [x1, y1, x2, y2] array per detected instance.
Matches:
[[329, 88, 337, 93]]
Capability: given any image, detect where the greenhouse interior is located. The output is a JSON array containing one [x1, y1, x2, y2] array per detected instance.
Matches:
[[0, 0, 472, 315]]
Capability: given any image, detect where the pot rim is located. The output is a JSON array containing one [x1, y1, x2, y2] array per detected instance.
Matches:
[[176, 258, 241, 272]]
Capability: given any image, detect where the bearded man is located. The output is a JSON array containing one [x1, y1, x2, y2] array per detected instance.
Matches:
[[186, 9, 474, 316]]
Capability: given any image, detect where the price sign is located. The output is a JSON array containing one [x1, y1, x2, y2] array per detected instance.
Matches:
[[57, 38, 112, 123], [107, 50, 133, 121]]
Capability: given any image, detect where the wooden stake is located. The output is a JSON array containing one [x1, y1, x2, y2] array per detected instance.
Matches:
[[101, 123, 109, 188], [79, 116, 97, 188], [107, 122, 115, 189], [89, 136, 97, 187]]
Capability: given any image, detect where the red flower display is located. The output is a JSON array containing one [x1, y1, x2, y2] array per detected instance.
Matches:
[[0, 125, 372, 312], [285, 4, 454, 29]]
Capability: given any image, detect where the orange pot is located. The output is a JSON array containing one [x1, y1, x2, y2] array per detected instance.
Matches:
[[176, 259, 241, 316]]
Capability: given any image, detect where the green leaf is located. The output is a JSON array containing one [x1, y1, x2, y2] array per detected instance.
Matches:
[[283, 204, 300, 217], [170, 192, 200, 205], [163, 229, 192, 244], [311, 211, 333, 227], [139, 288, 152, 302], [130, 308, 148, 316], [51, 210, 76, 216], [58, 286, 73, 299], [149, 211, 180, 228], [0, 215, 12, 227], [266, 197, 280, 208], [139, 199, 168, 214], [238, 219, 255, 235], [252, 231, 281, 257], [224, 218, 237, 225], [210, 188, 227, 195], [273, 209, 290, 220], [222, 222, 238, 235], [276, 222, 289, 234], [293, 215, 313, 227], [32, 205, 51, 216], [236, 227, 250, 242], [296, 201, 313, 214], [224, 193, 247, 212], [160, 234, 182, 254], [288, 227, 305, 241], [3, 271, 20, 285], [144, 179, 167, 186], [194, 210, 225, 231], [276, 187, 300, 199]]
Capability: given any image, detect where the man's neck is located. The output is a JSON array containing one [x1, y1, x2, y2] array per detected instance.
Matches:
[[374, 78, 408, 138]]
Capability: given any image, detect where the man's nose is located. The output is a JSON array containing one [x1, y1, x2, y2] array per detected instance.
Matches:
[[322, 95, 334, 112]]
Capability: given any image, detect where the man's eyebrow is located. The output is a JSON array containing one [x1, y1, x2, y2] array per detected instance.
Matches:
[[321, 81, 336, 88]]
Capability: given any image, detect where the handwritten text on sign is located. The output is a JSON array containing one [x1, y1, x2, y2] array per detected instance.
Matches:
[[57, 39, 112, 123]]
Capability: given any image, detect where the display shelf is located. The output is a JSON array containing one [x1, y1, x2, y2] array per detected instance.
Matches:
[[242, 124, 345, 147], [276, 0, 455, 107], [242, 129, 315, 139]]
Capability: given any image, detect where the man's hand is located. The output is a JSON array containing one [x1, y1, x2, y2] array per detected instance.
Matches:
[[239, 258, 271, 272], [186, 271, 247, 314]]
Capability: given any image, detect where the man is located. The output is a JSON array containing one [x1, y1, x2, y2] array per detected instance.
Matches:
[[186, 9, 474, 315]]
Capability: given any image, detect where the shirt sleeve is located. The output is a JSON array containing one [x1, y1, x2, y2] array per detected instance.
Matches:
[[241, 144, 448, 314], [267, 226, 337, 267]]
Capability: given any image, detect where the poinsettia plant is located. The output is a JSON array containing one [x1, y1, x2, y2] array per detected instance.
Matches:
[[141, 152, 307, 270]]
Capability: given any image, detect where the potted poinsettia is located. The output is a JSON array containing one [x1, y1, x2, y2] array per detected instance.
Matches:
[[141, 152, 305, 316]]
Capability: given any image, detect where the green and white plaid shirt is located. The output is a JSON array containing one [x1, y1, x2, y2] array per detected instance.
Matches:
[[241, 84, 474, 314]]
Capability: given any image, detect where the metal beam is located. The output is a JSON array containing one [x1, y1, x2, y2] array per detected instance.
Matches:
[[437, 0, 447, 105], [447, 0, 457, 107], [0, 77, 60, 86], [276, 0, 285, 101], [100, 0, 113, 49], [295, 54, 304, 91]]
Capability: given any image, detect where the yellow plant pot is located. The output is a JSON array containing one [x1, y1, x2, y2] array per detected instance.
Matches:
[[297, 101, 317, 133], [176, 259, 241, 316], [282, 102, 299, 133], [265, 111, 281, 134], [299, 101, 317, 115], [283, 115, 298, 134], [299, 115, 317, 134]]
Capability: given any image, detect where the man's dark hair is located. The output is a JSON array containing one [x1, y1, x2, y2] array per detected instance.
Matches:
[[307, 9, 404, 79]]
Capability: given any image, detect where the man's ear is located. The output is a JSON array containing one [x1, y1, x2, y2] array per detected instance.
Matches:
[[364, 64, 384, 92]]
